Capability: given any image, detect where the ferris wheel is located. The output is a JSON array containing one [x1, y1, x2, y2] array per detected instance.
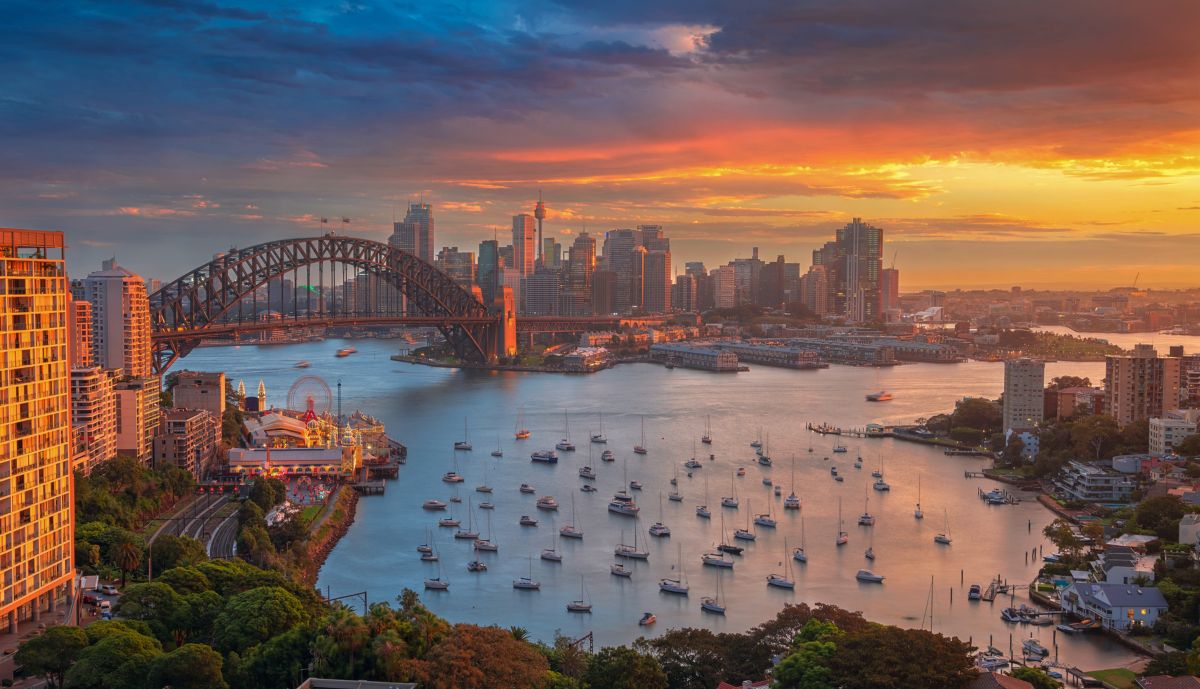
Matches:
[[287, 375, 332, 424]]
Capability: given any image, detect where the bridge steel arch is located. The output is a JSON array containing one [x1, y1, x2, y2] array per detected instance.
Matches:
[[149, 235, 497, 373]]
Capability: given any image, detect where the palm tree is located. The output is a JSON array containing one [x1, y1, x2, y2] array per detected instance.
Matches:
[[111, 540, 142, 587], [509, 626, 529, 642]]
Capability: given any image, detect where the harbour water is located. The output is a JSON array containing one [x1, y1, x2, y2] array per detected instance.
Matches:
[[178, 339, 1146, 667]]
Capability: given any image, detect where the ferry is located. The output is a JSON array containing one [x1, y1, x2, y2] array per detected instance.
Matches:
[[336, 347, 357, 357], [865, 391, 893, 402], [530, 450, 558, 464]]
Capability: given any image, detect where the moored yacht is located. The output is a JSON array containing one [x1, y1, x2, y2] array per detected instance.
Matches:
[[519, 483, 536, 494], [531, 450, 558, 463], [536, 496, 559, 510], [422, 499, 447, 510], [611, 563, 632, 577], [579, 466, 597, 479], [701, 551, 734, 568], [601, 450, 615, 462], [856, 569, 885, 583], [608, 491, 640, 516]]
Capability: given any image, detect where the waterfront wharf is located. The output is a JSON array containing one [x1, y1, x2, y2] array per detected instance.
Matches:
[[352, 479, 386, 495], [964, 470, 987, 478]]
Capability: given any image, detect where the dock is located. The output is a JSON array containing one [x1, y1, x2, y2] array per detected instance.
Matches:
[[352, 480, 386, 495], [964, 470, 987, 478]]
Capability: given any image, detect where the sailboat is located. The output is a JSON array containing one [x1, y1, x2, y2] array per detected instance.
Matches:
[[701, 414, 712, 444], [858, 486, 875, 526], [914, 474, 924, 519], [608, 459, 640, 516], [659, 543, 689, 594], [836, 498, 849, 546], [734, 499, 756, 540], [614, 523, 650, 560], [591, 412, 607, 444], [442, 452, 465, 483], [512, 556, 541, 589], [417, 527, 433, 555], [696, 474, 711, 518], [701, 569, 726, 614], [757, 432, 772, 465], [541, 533, 562, 562], [768, 538, 796, 589], [721, 472, 739, 508], [634, 415, 648, 455], [455, 499, 479, 539], [454, 417, 472, 451], [515, 409, 530, 440], [684, 440, 702, 469], [560, 493, 583, 539], [567, 576, 592, 612], [754, 499, 776, 528], [473, 510, 498, 551], [437, 499, 460, 528], [793, 516, 808, 563], [668, 464, 683, 501], [750, 428, 762, 449], [491, 436, 503, 458], [556, 412, 575, 451], [649, 493, 671, 537], [934, 510, 952, 544], [784, 455, 801, 510], [717, 511, 744, 555], [476, 465, 493, 494], [424, 558, 449, 590]]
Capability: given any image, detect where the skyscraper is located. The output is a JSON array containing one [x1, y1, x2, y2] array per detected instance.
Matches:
[[512, 214, 537, 277], [838, 218, 883, 323], [477, 239, 500, 305], [643, 250, 671, 313], [436, 246, 476, 289], [541, 237, 562, 269], [1105, 345, 1182, 427], [602, 229, 639, 313], [67, 297, 92, 367], [712, 265, 737, 308], [1, 229, 74, 635], [389, 202, 435, 263], [71, 366, 117, 475], [565, 232, 596, 315], [880, 267, 901, 313], [1003, 358, 1045, 431]]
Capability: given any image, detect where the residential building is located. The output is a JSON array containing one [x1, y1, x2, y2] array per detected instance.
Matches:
[[838, 218, 884, 322], [1149, 411, 1200, 455], [389, 202, 435, 262], [712, 265, 736, 309], [1093, 546, 1156, 585], [83, 259, 152, 377], [512, 214, 537, 277], [672, 274, 697, 312], [171, 370, 226, 417], [880, 267, 900, 312], [1003, 358, 1045, 431], [968, 674, 1033, 689], [67, 297, 92, 367], [1136, 676, 1200, 689], [115, 376, 161, 462], [1179, 514, 1200, 548], [1106, 344, 1182, 426], [1045, 386, 1105, 420], [1060, 581, 1167, 630], [1055, 460, 1136, 503], [0, 229, 74, 636], [799, 264, 831, 316], [70, 366, 117, 475], [153, 408, 219, 478]]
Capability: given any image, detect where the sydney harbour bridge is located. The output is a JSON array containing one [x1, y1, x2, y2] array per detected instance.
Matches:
[[148, 235, 665, 374]]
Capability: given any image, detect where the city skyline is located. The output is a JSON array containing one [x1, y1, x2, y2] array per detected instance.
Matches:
[[5, 1, 1199, 290]]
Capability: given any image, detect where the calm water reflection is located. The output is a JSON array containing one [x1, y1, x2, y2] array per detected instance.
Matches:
[[178, 339, 1145, 667]]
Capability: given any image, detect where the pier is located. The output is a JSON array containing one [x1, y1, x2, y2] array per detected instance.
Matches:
[[352, 479, 387, 495]]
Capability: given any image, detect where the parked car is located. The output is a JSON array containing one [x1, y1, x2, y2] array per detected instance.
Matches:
[[98, 600, 111, 612], [82, 593, 98, 605], [100, 584, 119, 596]]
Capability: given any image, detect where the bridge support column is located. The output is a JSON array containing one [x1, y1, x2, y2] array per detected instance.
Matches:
[[492, 286, 518, 360]]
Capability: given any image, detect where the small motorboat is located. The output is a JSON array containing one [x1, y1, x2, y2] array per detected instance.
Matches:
[[442, 471, 464, 483], [422, 499, 447, 510], [855, 569, 884, 583], [866, 391, 893, 402], [629, 480, 643, 491], [762, 477, 773, 486], [1022, 638, 1049, 657], [774, 485, 782, 496], [668, 491, 683, 502], [716, 543, 743, 556], [294, 360, 311, 368], [536, 496, 559, 510], [519, 483, 536, 494], [449, 495, 462, 503], [1001, 608, 1023, 623], [830, 467, 838, 476], [968, 584, 982, 600], [467, 560, 487, 572], [736, 467, 746, 476], [515, 429, 531, 440], [758, 455, 772, 466], [873, 479, 890, 491], [420, 552, 439, 562], [685, 458, 702, 469], [833, 445, 847, 453], [423, 577, 448, 590], [531, 451, 559, 464], [479, 502, 495, 510], [696, 505, 711, 518], [336, 347, 357, 357], [437, 517, 460, 528], [579, 466, 597, 479], [581, 484, 597, 492], [854, 459, 863, 469], [934, 533, 952, 545], [864, 547, 875, 560], [611, 564, 633, 577], [638, 612, 656, 625], [834, 476, 844, 482], [519, 515, 539, 526], [601, 450, 615, 462]]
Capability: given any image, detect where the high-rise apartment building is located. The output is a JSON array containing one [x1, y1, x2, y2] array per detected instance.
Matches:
[[672, 274, 697, 312], [389, 202, 435, 263], [1106, 344, 1182, 427], [838, 218, 883, 323], [1003, 358, 1045, 431], [84, 261, 152, 377], [1, 229, 74, 635], [172, 370, 226, 417], [800, 264, 831, 316], [880, 267, 901, 313], [712, 265, 737, 309], [643, 250, 671, 313], [511, 214, 537, 277], [524, 268, 561, 316], [115, 377, 160, 461], [70, 366, 117, 475], [67, 298, 92, 367], [565, 232, 596, 316], [154, 408, 219, 478]]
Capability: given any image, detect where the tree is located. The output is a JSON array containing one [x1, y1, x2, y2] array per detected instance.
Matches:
[[65, 626, 163, 689], [15, 625, 89, 689], [1145, 650, 1190, 677], [1043, 519, 1084, 561], [111, 537, 143, 587], [950, 398, 1002, 433], [231, 625, 316, 689], [773, 620, 842, 689], [825, 626, 975, 689], [151, 534, 208, 573], [1176, 434, 1200, 458], [157, 566, 213, 596], [212, 586, 309, 652], [113, 582, 184, 645], [1048, 376, 1091, 390], [1010, 667, 1061, 689], [424, 624, 550, 689], [148, 643, 228, 689], [1134, 496, 1188, 541], [1001, 437, 1026, 465], [583, 646, 667, 689], [638, 628, 727, 689]]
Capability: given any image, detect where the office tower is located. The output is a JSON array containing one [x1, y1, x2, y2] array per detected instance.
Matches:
[[541, 238, 562, 270], [673, 274, 698, 312], [1105, 344, 1182, 427], [712, 265, 737, 308], [629, 246, 647, 311], [838, 218, 884, 322], [498, 244, 514, 269], [477, 239, 500, 305], [592, 270, 617, 315], [67, 297, 92, 367], [880, 267, 900, 312], [643, 250, 671, 313], [436, 246, 476, 289], [524, 268, 561, 316], [84, 261, 152, 377], [172, 370, 226, 417], [1, 229, 74, 635], [154, 408, 219, 478], [685, 262, 706, 277], [730, 249, 763, 305], [1003, 358, 1045, 431], [800, 264, 831, 316], [70, 367, 117, 475], [389, 202, 435, 262], [602, 229, 639, 313], [534, 192, 547, 266], [565, 232, 596, 315], [512, 214, 537, 276]]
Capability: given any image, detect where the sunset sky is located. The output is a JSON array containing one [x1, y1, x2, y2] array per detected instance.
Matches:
[[4, 1, 1199, 289]]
